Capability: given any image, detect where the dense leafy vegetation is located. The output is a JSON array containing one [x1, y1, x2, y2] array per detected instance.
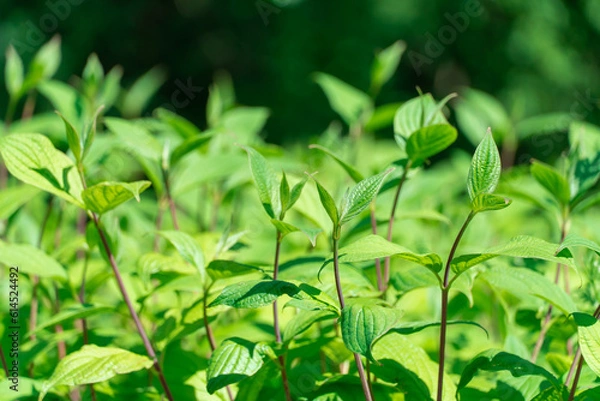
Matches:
[[0, 38, 599, 401]]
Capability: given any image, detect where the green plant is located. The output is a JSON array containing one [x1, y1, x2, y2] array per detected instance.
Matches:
[[1, 37, 600, 401]]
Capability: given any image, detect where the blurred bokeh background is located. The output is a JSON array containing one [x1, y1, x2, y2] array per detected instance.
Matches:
[[1, 0, 599, 147]]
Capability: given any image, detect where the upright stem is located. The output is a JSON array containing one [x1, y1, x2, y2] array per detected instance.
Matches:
[[383, 161, 412, 290], [567, 304, 600, 400], [333, 235, 374, 401], [203, 284, 234, 401], [21, 91, 36, 121], [369, 204, 383, 292], [162, 170, 180, 231], [91, 213, 174, 401], [531, 219, 568, 362], [0, 345, 8, 376], [437, 211, 475, 401], [272, 231, 293, 401]]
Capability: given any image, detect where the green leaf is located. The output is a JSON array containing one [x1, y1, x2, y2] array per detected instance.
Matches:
[[0, 185, 40, 219], [391, 320, 488, 337], [340, 168, 394, 224], [569, 121, 600, 161], [394, 93, 451, 140], [454, 88, 511, 145], [104, 117, 163, 161], [27, 305, 112, 337], [206, 338, 273, 394], [82, 53, 104, 88], [314, 178, 339, 226], [0, 242, 67, 280], [481, 265, 577, 315], [57, 112, 82, 163], [559, 234, 600, 255], [471, 193, 512, 213], [457, 349, 563, 394], [309, 144, 364, 183], [155, 107, 202, 138], [531, 160, 571, 206], [370, 41, 406, 94], [37, 80, 79, 124], [121, 65, 167, 117], [0, 133, 84, 207], [270, 219, 321, 246], [23, 35, 61, 92], [170, 131, 215, 166], [288, 176, 308, 211], [406, 124, 457, 164], [206, 260, 263, 281], [279, 171, 291, 213], [39, 345, 153, 401], [330, 234, 443, 273], [364, 102, 403, 132], [371, 332, 456, 401], [314, 72, 373, 126], [221, 107, 270, 142], [82, 105, 104, 160], [5, 45, 24, 98], [283, 309, 337, 343], [82, 181, 151, 214], [98, 65, 123, 110], [451, 235, 576, 277], [158, 230, 206, 281], [242, 146, 281, 219], [341, 299, 403, 361], [467, 128, 502, 200], [209, 280, 301, 309], [573, 313, 600, 377]]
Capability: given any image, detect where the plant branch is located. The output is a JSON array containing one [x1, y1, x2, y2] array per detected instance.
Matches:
[[272, 231, 293, 401], [531, 218, 569, 363], [0, 345, 8, 377], [333, 234, 374, 401], [437, 211, 475, 401], [383, 161, 412, 291], [91, 213, 174, 401], [162, 169, 179, 231], [369, 204, 383, 292]]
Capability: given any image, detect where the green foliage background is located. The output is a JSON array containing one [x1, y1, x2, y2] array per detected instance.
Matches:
[[1, 0, 599, 145]]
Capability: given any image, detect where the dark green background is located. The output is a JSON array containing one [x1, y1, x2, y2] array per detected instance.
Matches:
[[1, 0, 599, 144]]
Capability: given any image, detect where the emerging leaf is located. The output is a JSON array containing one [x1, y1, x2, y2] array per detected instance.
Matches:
[[371, 40, 406, 94], [340, 168, 394, 224], [471, 193, 512, 213], [5, 45, 24, 98], [242, 146, 282, 219], [467, 128, 501, 200]]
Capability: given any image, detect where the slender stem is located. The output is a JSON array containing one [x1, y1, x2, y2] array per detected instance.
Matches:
[[565, 347, 581, 388], [272, 232, 293, 401], [383, 161, 412, 290], [0, 345, 8, 376], [203, 290, 218, 352], [531, 219, 568, 362], [153, 201, 166, 251], [91, 213, 174, 401], [437, 211, 475, 401], [162, 170, 180, 231], [369, 204, 383, 292], [203, 285, 234, 401], [333, 235, 374, 401], [567, 304, 600, 400], [21, 91, 36, 121]]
